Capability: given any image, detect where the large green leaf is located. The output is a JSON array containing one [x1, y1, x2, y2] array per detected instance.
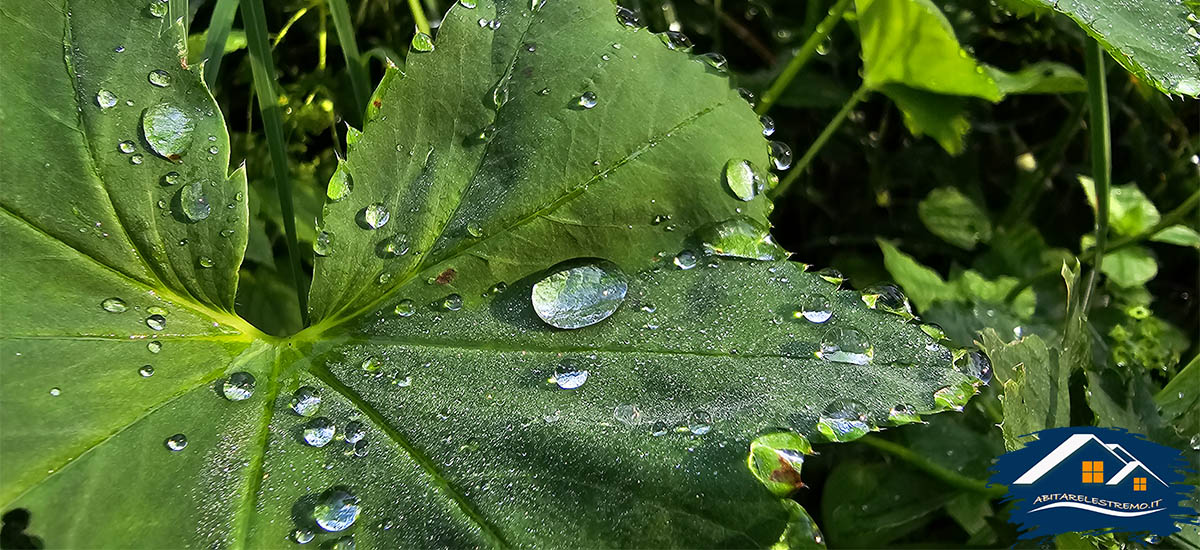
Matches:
[[0, 0, 982, 547]]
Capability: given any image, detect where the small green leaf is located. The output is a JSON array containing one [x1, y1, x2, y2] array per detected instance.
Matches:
[[986, 61, 1087, 95], [879, 85, 971, 155], [877, 240, 957, 311], [980, 330, 1070, 450], [1151, 224, 1200, 248], [917, 187, 993, 249], [1079, 177, 1162, 236], [774, 499, 827, 549], [1099, 246, 1158, 287]]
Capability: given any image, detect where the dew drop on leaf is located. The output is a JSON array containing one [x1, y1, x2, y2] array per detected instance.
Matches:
[[697, 217, 787, 260], [955, 349, 993, 385], [817, 327, 873, 365], [816, 267, 844, 286], [147, 341, 162, 353], [96, 89, 117, 109], [303, 418, 335, 447], [327, 165, 353, 202], [552, 359, 589, 389], [49, 387, 61, 396], [360, 202, 390, 230], [147, 69, 171, 87], [815, 400, 873, 442], [162, 171, 180, 185], [314, 230, 333, 256], [887, 403, 922, 425], [197, 256, 214, 268], [458, 0, 476, 7], [344, 421, 366, 444], [615, 6, 641, 27], [360, 357, 381, 373], [650, 421, 670, 437], [292, 529, 315, 544], [760, 115, 775, 137], [148, 0, 167, 18], [393, 299, 415, 317], [129, 154, 144, 165], [411, 32, 435, 52], [723, 158, 757, 201], [614, 404, 642, 425], [145, 314, 166, 331], [290, 386, 321, 417], [142, 102, 195, 160], [441, 294, 463, 311], [164, 433, 187, 451], [312, 488, 361, 532], [575, 91, 598, 109], [768, 140, 793, 170], [531, 259, 629, 329], [222, 372, 256, 401], [673, 249, 698, 270], [659, 31, 693, 51], [179, 181, 211, 222], [101, 297, 127, 313], [687, 410, 713, 434], [796, 295, 832, 323], [118, 140, 136, 154], [139, 365, 154, 377], [700, 52, 727, 71], [861, 283, 913, 318]]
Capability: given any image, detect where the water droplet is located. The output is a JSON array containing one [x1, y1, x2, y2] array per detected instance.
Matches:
[[286, 386, 321, 417], [208, 145, 219, 154], [411, 32, 435, 52], [537, 87, 551, 96], [816, 267, 844, 286], [816, 400, 873, 442], [292, 528, 315, 544], [488, 19, 501, 29], [392, 299, 416, 317], [165, 433, 187, 451], [360, 357, 382, 373], [700, 52, 727, 71], [955, 349, 993, 385], [673, 249, 698, 270], [796, 295, 832, 323], [148, 0, 168, 18], [919, 323, 947, 341], [162, 171, 180, 185], [147, 69, 171, 87], [377, 272, 392, 285], [327, 165, 353, 202], [575, 91, 598, 109], [659, 31, 693, 51], [768, 141, 793, 170], [303, 418, 335, 447], [531, 259, 629, 329], [138, 364, 155, 377], [179, 181, 211, 222], [441, 294, 463, 311], [687, 410, 712, 434], [861, 283, 913, 318], [723, 158, 758, 201], [314, 231, 333, 256], [143, 102, 195, 160], [101, 297, 128, 313], [49, 387, 61, 396], [197, 256, 214, 268], [118, 140, 136, 154], [697, 217, 787, 260], [552, 359, 589, 389], [351, 439, 369, 457], [485, 282, 508, 296], [760, 116, 775, 137], [887, 403, 922, 425], [129, 154, 144, 165], [748, 432, 811, 495], [650, 421, 670, 436], [1189, 433, 1200, 450], [222, 372, 256, 401], [492, 80, 509, 109], [933, 383, 973, 411], [361, 203, 390, 229], [614, 404, 642, 425], [147, 341, 162, 353], [458, 0, 476, 7], [146, 314, 166, 330], [344, 421, 366, 444], [326, 536, 355, 550], [96, 89, 117, 109], [737, 87, 756, 106], [817, 327, 873, 365], [615, 6, 641, 27], [312, 488, 361, 532]]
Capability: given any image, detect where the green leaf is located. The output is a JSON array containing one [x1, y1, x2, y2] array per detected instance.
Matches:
[[187, 29, 246, 68], [1020, 0, 1200, 96], [878, 84, 971, 155], [774, 500, 827, 549], [917, 187, 993, 250], [986, 62, 1087, 95], [1079, 177, 1162, 236], [877, 240, 957, 311], [1099, 245, 1158, 287], [1, 0, 980, 546], [1155, 354, 1198, 433], [1151, 224, 1200, 248]]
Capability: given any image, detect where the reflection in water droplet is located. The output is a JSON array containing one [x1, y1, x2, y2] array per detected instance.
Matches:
[[817, 327, 873, 365], [816, 400, 873, 442], [139, 365, 155, 377], [361, 203, 390, 229], [197, 256, 214, 268], [442, 294, 463, 311], [955, 350, 993, 385], [147, 69, 171, 87], [768, 141, 793, 170], [575, 91, 598, 109], [291, 386, 321, 417], [327, 165, 353, 202], [49, 387, 61, 396], [394, 299, 416, 317], [411, 32, 435, 52], [312, 488, 361, 532], [796, 295, 832, 323], [673, 250, 698, 270], [616, 6, 641, 27], [614, 404, 642, 425], [119, 140, 136, 154], [303, 417, 335, 447], [760, 116, 775, 137], [697, 217, 787, 260], [102, 297, 128, 313], [314, 231, 333, 256], [129, 154, 144, 165], [700, 52, 727, 71], [146, 314, 166, 330], [724, 158, 758, 201], [147, 341, 162, 353], [887, 403, 922, 425], [162, 171, 180, 186], [222, 372, 256, 401], [816, 267, 844, 286], [650, 421, 670, 437], [148, 0, 168, 18], [861, 283, 913, 318], [292, 528, 315, 544], [96, 90, 117, 109], [361, 357, 381, 373], [143, 103, 195, 160], [552, 359, 589, 389], [531, 260, 628, 329], [458, 0, 477, 7], [659, 31, 693, 51], [747, 432, 812, 495], [179, 181, 211, 222], [344, 421, 366, 444], [165, 433, 188, 451], [687, 410, 712, 434]]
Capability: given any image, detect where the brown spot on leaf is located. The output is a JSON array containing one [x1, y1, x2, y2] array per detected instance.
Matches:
[[435, 268, 457, 285], [372, 99, 382, 109], [768, 452, 806, 489]]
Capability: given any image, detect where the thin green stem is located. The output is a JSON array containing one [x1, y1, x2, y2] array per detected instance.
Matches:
[[409, 0, 433, 35], [858, 436, 1008, 498], [201, 0, 240, 85], [1081, 40, 1111, 313], [769, 84, 869, 199], [273, 6, 311, 49], [241, 0, 311, 325], [756, 0, 852, 116], [327, 0, 370, 119]]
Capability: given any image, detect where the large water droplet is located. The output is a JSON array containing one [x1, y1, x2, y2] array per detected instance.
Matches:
[[659, 31, 693, 51], [314, 231, 333, 256], [165, 433, 187, 451], [615, 6, 641, 27], [179, 181, 211, 222], [747, 431, 812, 496], [143, 102, 195, 160], [101, 297, 128, 313], [796, 295, 832, 323], [687, 410, 713, 435], [861, 283, 913, 318], [700, 52, 727, 71], [361, 203, 390, 230], [139, 365, 155, 377], [818, 327, 873, 365], [303, 417, 335, 447], [955, 349, 993, 385], [614, 404, 642, 425], [344, 421, 366, 444], [327, 164, 353, 202], [222, 372, 256, 401], [146, 314, 166, 331], [291, 386, 321, 416], [724, 159, 758, 201], [768, 141, 793, 170], [394, 299, 416, 317], [697, 217, 787, 260], [673, 249, 698, 270], [816, 267, 844, 286], [552, 359, 589, 389], [411, 32, 435, 52], [531, 259, 629, 329], [96, 89, 117, 109], [575, 91, 598, 109], [816, 400, 873, 442], [147, 69, 171, 87], [312, 488, 361, 532]]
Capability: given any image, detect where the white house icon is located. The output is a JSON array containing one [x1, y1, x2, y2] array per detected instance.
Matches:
[[1012, 433, 1168, 487]]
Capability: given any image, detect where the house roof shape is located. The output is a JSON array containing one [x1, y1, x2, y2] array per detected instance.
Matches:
[[1012, 433, 1167, 487]]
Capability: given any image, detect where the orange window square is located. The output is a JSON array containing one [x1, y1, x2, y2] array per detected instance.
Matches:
[[1082, 461, 1104, 483], [1134, 477, 1146, 491]]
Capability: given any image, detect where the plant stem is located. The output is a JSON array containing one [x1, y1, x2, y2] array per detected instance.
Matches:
[[242, 0, 311, 325], [273, 7, 311, 49], [409, 0, 433, 35], [755, 0, 853, 116], [1081, 39, 1111, 314], [1105, 189, 1200, 254], [769, 84, 869, 199], [858, 435, 1007, 498], [201, 0, 240, 85], [327, 0, 370, 119]]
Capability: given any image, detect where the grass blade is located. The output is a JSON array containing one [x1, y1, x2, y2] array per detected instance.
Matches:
[[769, 84, 869, 199], [327, 0, 371, 119], [1081, 39, 1110, 312], [241, 0, 311, 324], [201, 0, 240, 85]]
